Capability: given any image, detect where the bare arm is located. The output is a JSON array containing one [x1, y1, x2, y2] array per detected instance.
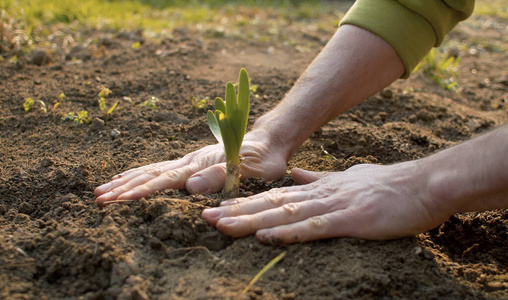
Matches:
[[425, 124, 508, 217], [252, 24, 405, 161]]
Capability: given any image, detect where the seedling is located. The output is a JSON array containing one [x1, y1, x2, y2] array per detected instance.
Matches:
[[23, 97, 47, 112], [190, 96, 208, 111], [51, 92, 65, 111], [142, 96, 160, 109], [415, 48, 460, 91], [207, 68, 250, 199], [98, 85, 119, 121], [23, 97, 34, 112], [62, 110, 91, 125]]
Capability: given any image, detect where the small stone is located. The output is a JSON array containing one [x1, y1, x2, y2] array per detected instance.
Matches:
[[18, 202, 35, 215], [414, 246, 423, 256], [380, 89, 393, 98], [90, 117, 105, 132], [466, 119, 481, 132], [417, 111, 436, 122], [281, 292, 296, 300], [30, 50, 50, 66], [40, 158, 54, 168], [111, 128, 121, 138], [377, 112, 388, 122]]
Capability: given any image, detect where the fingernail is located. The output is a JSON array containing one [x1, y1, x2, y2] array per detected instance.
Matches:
[[187, 176, 208, 194], [119, 191, 133, 199], [220, 199, 238, 206], [99, 191, 114, 198], [219, 217, 236, 226], [98, 182, 113, 191], [203, 208, 222, 219]]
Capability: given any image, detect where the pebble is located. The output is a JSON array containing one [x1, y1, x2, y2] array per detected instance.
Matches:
[[111, 128, 121, 138], [380, 89, 393, 98], [30, 50, 50, 66], [90, 117, 105, 132]]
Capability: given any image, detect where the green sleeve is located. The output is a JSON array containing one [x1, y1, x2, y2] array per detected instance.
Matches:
[[340, 0, 474, 78]]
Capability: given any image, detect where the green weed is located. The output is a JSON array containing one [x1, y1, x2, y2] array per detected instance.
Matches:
[[414, 48, 460, 91], [62, 110, 91, 125], [23, 97, 47, 112], [142, 96, 159, 109], [98, 85, 119, 121], [190, 96, 208, 111]]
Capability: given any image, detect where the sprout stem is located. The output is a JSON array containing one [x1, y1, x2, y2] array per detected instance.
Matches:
[[223, 161, 240, 199]]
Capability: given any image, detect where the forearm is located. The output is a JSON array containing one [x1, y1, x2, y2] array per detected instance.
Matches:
[[251, 25, 404, 161], [424, 125, 508, 217]]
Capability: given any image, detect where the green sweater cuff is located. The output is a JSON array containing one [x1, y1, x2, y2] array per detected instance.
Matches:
[[340, 0, 436, 78]]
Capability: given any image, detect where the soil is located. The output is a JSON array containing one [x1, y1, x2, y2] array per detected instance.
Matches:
[[1, 9, 507, 300]]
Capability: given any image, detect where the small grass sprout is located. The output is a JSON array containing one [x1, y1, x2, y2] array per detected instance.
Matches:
[[242, 251, 287, 294], [191, 96, 208, 111], [207, 68, 250, 199], [62, 110, 91, 125], [98, 85, 119, 121], [142, 96, 160, 109], [23, 97, 47, 113], [23, 97, 35, 112], [131, 41, 141, 49], [52, 92, 65, 111], [415, 48, 460, 91]]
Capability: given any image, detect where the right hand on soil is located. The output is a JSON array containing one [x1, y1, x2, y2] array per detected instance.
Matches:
[[94, 131, 287, 208]]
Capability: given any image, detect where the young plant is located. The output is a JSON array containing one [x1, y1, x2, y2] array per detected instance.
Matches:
[[51, 92, 65, 111], [142, 96, 159, 110], [414, 48, 460, 91], [62, 110, 91, 125], [190, 96, 208, 111], [23, 97, 47, 112], [207, 68, 250, 199], [98, 85, 119, 121]]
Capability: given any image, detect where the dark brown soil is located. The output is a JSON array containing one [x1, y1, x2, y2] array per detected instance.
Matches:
[[0, 10, 507, 300]]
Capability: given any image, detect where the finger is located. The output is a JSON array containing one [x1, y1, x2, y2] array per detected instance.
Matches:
[[95, 160, 184, 196], [214, 198, 345, 238], [291, 167, 330, 185], [202, 189, 314, 226], [95, 165, 195, 207], [220, 179, 326, 207], [255, 209, 356, 245], [186, 163, 227, 194]]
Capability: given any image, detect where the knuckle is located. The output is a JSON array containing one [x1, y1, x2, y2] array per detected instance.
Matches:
[[146, 167, 163, 178], [161, 169, 181, 180], [282, 203, 299, 216], [265, 193, 284, 207], [308, 216, 327, 231]]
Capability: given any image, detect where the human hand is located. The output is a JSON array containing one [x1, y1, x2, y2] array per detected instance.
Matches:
[[202, 163, 451, 244], [94, 131, 287, 207]]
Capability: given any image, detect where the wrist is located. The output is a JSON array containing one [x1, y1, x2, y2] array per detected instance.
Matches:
[[412, 158, 456, 227], [250, 112, 305, 162]]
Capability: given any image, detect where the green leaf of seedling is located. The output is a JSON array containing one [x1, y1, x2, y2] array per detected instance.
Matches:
[[207, 110, 222, 144], [214, 97, 226, 114], [107, 101, 119, 116], [236, 68, 250, 147], [225, 82, 237, 119], [217, 111, 240, 165]]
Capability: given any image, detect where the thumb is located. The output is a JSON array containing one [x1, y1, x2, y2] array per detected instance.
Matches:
[[186, 163, 227, 194], [291, 167, 330, 185]]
